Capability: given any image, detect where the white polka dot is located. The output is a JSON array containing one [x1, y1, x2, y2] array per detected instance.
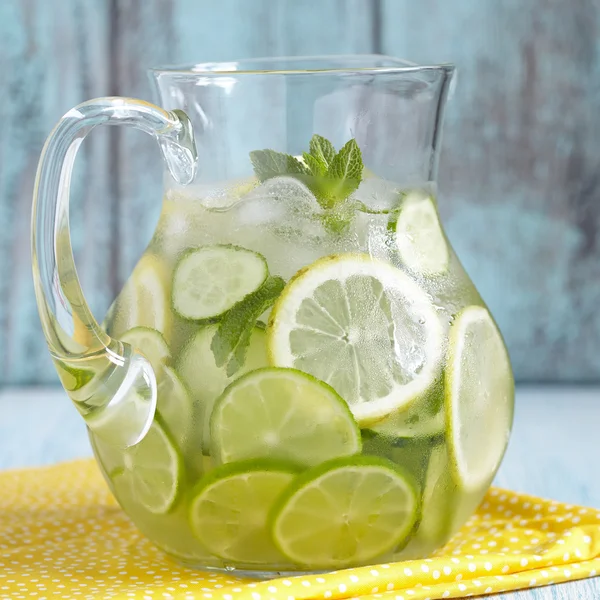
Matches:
[[432, 570, 440, 580], [565, 569, 572, 577], [520, 558, 528, 567], [282, 580, 292, 587], [485, 587, 492, 593], [421, 565, 429, 573], [301, 581, 310, 588], [468, 564, 476, 572], [268, 586, 277, 593], [443, 566, 451, 576], [338, 584, 346, 593], [324, 592, 332, 599], [484, 562, 492, 571], [349, 575, 359, 583], [458, 583, 466, 591], [563, 552, 570, 561], [386, 583, 394, 591], [370, 570, 379, 577], [403, 568, 412, 576]]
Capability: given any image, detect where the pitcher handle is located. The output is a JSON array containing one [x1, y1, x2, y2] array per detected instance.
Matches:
[[31, 97, 197, 447]]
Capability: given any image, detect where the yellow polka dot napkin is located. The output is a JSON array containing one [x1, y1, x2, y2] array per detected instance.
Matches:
[[0, 460, 598, 600]]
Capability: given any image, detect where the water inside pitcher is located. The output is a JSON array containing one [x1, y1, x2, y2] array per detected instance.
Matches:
[[33, 56, 514, 574]]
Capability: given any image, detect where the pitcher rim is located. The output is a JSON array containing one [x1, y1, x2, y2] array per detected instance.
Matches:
[[150, 54, 455, 77]]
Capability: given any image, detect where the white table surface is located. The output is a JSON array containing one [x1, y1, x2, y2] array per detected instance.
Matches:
[[0, 385, 598, 599]]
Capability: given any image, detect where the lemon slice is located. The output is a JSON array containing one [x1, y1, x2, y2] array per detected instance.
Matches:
[[394, 192, 449, 274], [105, 254, 171, 338], [446, 305, 514, 491], [271, 456, 419, 568], [267, 253, 443, 426]]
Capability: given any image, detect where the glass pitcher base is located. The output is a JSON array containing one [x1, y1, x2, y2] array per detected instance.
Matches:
[[164, 552, 329, 578]]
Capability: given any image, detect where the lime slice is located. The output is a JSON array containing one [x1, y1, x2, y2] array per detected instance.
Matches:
[[446, 305, 514, 492], [105, 254, 171, 338], [177, 324, 268, 453], [394, 192, 449, 275], [107, 419, 182, 514], [189, 459, 298, 563], [415, 445, 454, 545], [120, 327, 170, 374], [369, 380, 445, 439], [172, 245, 268, 321], [210, 367, 361, 466], [271, 456, 419, 568], [156, 366, 194, 450], [267, 253, 443, 426]]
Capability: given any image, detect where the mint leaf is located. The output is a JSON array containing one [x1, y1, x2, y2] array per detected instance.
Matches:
[[309, 134, 336, 168], [302, 152, 326, 176], [250, 149, 308, 182], [211, 276, 285, 376], [327, 139, 363, 194]]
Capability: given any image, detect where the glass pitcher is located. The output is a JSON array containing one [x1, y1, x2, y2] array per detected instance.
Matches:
[[32, 56, 514, 574]]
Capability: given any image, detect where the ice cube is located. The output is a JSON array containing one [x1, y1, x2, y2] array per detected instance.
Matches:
[[351, 178, 403, 212], [236, 176, 322, 227]]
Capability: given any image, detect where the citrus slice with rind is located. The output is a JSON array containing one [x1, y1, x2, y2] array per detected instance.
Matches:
[[177, 324, 268, 453], [104, 419, 183, 514], [189, 459, 298, 564], [446, 305, 514, 492], [267, 253, 443, 426], [104, 254, 171, 338], [210, 367, 361, 466], [120, 326, 170, 374], [271, 455, 419, 568], [394, 192, 449, 275]]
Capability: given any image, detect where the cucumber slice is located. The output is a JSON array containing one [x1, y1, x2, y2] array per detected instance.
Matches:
[[172, 245, 268, 321]]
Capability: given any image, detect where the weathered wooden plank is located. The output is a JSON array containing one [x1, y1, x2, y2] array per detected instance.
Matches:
[[380, 0, 600, 381], [0, 0, 112, 384], [111, 0, 376, 287]]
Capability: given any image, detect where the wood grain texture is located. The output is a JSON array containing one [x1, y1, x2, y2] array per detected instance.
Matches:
[[110, 0, 375, 285], [380, 0, 600, 382], [0, 0, 112, 385], [2, 0, 600, 383], [0, 386, 598, 599]]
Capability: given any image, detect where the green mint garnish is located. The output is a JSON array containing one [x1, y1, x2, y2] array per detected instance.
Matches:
[[211, 276, 285, 376], [249, 150, 308, 181], [309, 134, 336, 170], [249, 134, 364, 233]]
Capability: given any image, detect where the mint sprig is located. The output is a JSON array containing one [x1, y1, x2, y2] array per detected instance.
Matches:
[[211, 276, 285, 376], [249, 134, 364, 232]]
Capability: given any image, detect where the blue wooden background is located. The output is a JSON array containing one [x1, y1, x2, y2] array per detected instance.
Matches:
[[1, 0, 599, 385]]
